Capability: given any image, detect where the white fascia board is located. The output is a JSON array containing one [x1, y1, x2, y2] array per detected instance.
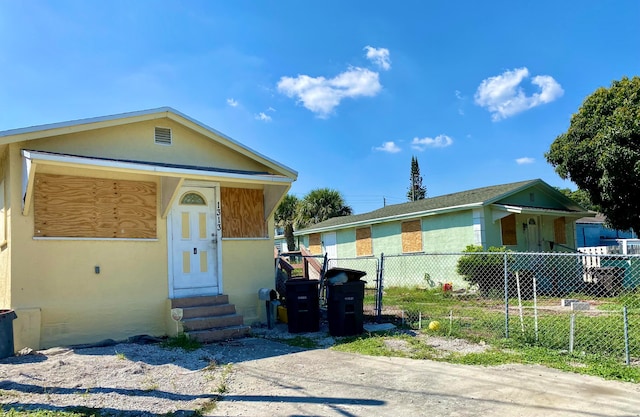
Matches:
[[491, 204, 594, 219], [2, 107, 298, 180], [294, 203, 482, 235], [21, 150, 293, 184], [0, 108, 170, 140]]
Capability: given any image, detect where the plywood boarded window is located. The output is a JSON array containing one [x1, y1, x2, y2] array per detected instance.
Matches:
[[554, 217, 566, 244], [356, 227, 372, 257], [220, 187, 266, 238], [401, 220, 422, 253], [34, 173, 157, 238], [309, 233, 321, 255], [501, 214, 517, 245]]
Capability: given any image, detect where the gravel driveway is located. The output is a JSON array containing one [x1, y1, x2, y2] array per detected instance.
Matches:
[[1, 330, 639, 417]]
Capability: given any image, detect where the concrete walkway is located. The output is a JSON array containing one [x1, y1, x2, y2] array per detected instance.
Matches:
[[214, 349, 640, 417]]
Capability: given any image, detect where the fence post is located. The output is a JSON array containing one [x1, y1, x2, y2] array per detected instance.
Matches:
[[624, 306, 630, 366], [504, 252, 509, 338], [377, 253, 385, 322]]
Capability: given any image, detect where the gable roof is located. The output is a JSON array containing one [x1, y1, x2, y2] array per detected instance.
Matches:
[[0, 107, 297, 179], [296, 179, 591, 234]]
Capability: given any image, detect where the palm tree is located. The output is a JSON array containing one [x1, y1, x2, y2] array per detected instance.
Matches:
[[295, 188, 353, 228], [275, 194, 299, 252]]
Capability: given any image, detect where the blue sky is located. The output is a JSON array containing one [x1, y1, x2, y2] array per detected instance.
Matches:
[[1, 1, 639, 213]]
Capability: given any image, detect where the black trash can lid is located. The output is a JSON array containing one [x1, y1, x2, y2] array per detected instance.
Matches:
[[324, 268, 367, 282]]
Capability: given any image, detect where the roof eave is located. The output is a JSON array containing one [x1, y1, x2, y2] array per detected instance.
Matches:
[[295, 202, 483, 235], [1, 107, 298, 180]]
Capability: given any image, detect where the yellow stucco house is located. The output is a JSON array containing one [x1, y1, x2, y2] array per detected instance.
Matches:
[[0, 107, 297, 350]]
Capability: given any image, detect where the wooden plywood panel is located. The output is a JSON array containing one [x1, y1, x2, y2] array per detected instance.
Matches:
[[220, 187, 266, 238], [309, 233, 321, 255], [401, 220, 422, 253], [501, 214, 517, 246], [356, 227, 372, 256], [34, 173, 156, 238], [554, 217, 566, 244]]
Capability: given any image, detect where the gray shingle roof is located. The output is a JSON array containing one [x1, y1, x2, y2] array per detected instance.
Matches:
[[296, 179, 551, 233]]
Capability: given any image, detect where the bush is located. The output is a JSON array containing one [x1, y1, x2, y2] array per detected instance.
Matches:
[[456, 245, 511, 295]]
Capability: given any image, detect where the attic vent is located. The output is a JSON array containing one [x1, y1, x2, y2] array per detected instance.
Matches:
[[154, 127, 172, 145]]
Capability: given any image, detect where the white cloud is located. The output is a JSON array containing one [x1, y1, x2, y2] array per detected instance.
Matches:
[[474, 67, 564, 121], [411, 135, 453, 151], [364, 46, 391, 70], [255, 112, 272, 122], [516, 157, 535, 165], [226, 98, 239, 107], [277, 67, 381, 117], [267, 106, 276, 112], [374, 141, 401, 153]]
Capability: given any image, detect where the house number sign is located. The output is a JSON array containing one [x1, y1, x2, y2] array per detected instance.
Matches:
[[216, 201, 222, 231]]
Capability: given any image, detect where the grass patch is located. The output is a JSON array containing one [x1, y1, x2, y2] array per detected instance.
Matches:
[[161, 333, 202, 351], [332, 330, 640, 383]]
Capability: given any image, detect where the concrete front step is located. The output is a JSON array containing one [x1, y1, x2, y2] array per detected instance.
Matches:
[[182, 313, 245, 331], [171, 295, 229, 309], [187, 325, 251, 343], [171, 295, 250, 343], [182, 303, 237, 319]]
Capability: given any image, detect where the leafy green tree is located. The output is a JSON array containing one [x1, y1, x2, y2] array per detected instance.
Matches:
[[555, 187, 599, 212], [546, 76, 640, 235], [407, 155, 427, 201], [295, 188, 353, 228], [275, 194, 299, 251]]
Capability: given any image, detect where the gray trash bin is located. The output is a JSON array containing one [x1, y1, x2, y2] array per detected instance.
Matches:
[[0, 309, 17, 359]]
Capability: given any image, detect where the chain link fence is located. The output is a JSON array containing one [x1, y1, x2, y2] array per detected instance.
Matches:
[[329, 250, 640, 365]]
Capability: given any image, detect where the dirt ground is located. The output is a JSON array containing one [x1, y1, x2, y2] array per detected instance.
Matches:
[[1, 324, 640, 417]]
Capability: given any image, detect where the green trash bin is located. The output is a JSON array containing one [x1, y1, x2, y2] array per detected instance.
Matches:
[[0, 309, 17, 359]]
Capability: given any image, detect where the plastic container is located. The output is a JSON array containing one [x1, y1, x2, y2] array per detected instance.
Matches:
[[0, 309, 17, 359]]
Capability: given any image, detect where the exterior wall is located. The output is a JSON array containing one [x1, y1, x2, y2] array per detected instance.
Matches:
[[335, 228, 356, 258], [498, 187, 568, 210], [371, 222, 401, 256], [422, 211, 474, 252], [10, 144, 169, 349], [0, 147, 10, 308], [27, 119, 270, 174], [221, 217, 276, 325]]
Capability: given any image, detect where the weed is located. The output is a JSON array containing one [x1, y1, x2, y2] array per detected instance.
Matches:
[[193, 399, 218, 416], [161, 334, 202, 351], [115, 352, 126, 360], [216, 364, 233, 394]]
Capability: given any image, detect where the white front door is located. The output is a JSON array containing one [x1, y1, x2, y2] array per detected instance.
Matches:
[[323, 232, 338, 268], [169, 186, 220, 298], [527, 216, 540, 252]]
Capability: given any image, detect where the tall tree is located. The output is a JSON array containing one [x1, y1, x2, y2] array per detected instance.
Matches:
[[295, 188, 353, 228], [275, 194, 299, 251], [546, 76, 640, 235], [406, 156, 427, 201], [555, 187, 599, 212]]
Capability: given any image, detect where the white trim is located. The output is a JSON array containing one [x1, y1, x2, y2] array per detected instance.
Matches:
[[472, 208, 485, 247], [491, 203, 592, 218], [167, 184, 222, 298], [21, 149, 293, 184]]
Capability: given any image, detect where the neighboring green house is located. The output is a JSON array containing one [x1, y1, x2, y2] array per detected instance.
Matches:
[[294, 179, 593, 288]]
